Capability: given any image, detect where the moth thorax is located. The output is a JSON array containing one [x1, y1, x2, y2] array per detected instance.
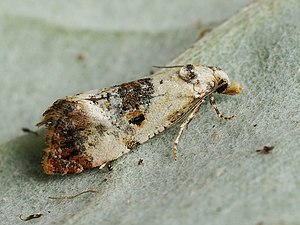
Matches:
[[179, 64, 197, 82]]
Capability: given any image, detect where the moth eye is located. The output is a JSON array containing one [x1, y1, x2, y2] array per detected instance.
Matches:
[[216, 79, 228, 93]]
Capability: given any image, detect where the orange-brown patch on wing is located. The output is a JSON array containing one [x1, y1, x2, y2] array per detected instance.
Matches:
[[40, 99, 94, 175]]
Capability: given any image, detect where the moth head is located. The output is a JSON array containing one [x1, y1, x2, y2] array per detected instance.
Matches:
[[176, 64, 242, 96], [212, 67, 243, 95]]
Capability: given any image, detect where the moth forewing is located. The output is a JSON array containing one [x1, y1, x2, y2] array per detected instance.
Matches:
[[39, 64, 242, 175]]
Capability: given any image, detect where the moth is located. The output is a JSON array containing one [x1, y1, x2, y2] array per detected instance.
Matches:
[[38, 64, 243, 175]]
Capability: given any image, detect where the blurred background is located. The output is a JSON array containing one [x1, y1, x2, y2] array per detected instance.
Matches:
[[0, 0, 251, 144]]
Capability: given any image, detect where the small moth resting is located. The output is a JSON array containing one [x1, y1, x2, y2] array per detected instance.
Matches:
[[38, 64, 242, 175]]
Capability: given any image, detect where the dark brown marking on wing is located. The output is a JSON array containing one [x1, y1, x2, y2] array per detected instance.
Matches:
[[117, 78, 154, 112], [86, 93, 111, 104], [129, 114, 145, 126], [95, 124, 108, 135], [125, 110, 146, 126], [125, 139, 141, 150]]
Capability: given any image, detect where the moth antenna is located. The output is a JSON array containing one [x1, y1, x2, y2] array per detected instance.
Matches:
[[152, 65, 185, 69]]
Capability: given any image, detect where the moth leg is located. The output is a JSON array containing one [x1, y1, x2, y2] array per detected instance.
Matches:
[[209, 96, 234, 120], [173, 101, 203, 160]]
